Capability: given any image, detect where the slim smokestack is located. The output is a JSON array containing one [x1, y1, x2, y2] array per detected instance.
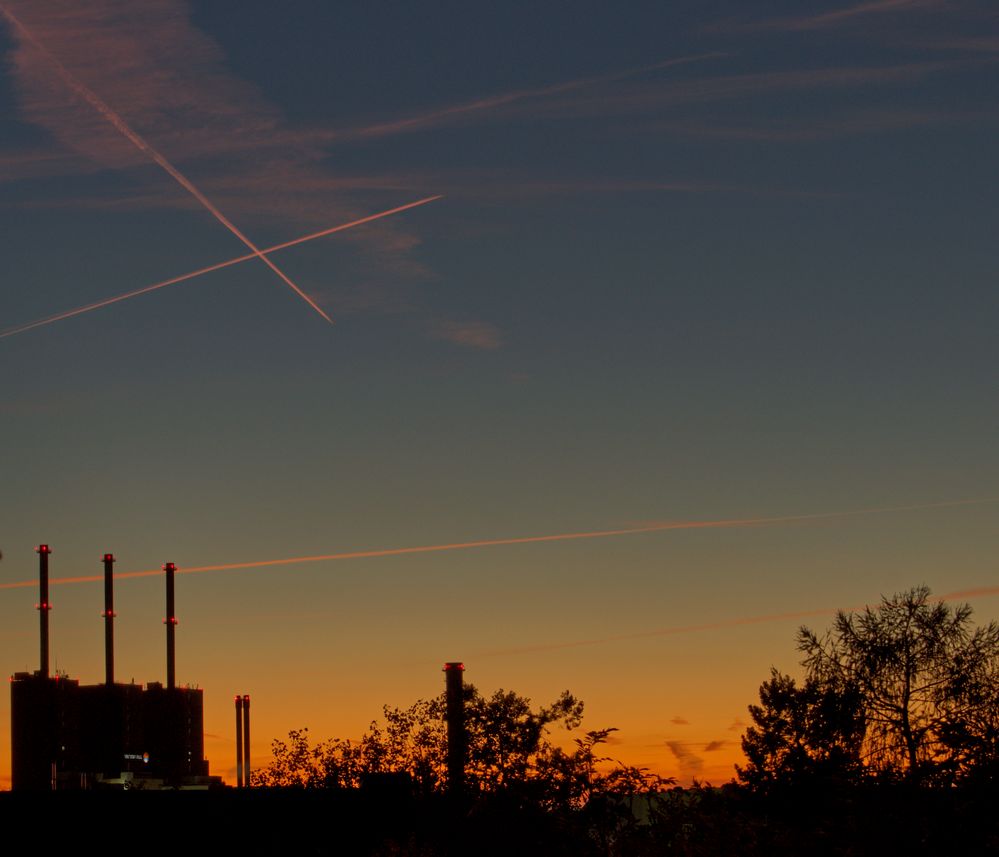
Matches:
[[102, 553, 116, 686], [242, 695, 251, 788], [235, 696, 244, 788], [164, 562, 177, 690], [443, 662, 465, 799], [36, 545, 51, 679]]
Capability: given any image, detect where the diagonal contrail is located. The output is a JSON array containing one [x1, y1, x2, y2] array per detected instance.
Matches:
[[0, 196, 442, 339], [0, 498, 993, 591], [0, 4, 331, 323]]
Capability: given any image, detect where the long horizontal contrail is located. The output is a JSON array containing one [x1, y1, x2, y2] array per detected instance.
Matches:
[[0, 5, 330, 323], [0, 498, 993, 591], [0, 196, 442, 339]]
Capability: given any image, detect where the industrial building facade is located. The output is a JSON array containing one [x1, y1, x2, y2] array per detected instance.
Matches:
[[9, 547, 216, 789]]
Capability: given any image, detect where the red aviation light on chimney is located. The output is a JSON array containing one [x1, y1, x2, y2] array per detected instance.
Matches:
[[443, 662, 465, 671], [36, 544, 50, 554], [103, 553, 115, 562]]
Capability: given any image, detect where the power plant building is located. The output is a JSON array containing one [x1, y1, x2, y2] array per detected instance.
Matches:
[[9, 546, 216, 789]]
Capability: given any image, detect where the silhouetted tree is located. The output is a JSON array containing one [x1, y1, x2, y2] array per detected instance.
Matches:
[[738, 669, 865, 789], [255, 684, 674, 808], [254, 727, 371, 788], [741, 586, 999, 788], [800, 586, 999, 783]]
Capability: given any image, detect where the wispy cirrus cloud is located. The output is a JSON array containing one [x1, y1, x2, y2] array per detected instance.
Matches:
[[0, 22, 725, 211], [647, 108, 993, 143], [709, 0, 947, 35], [311, 56, 981, 151], [2, 5, 982, 222], [766, 0, 944, 32], [0, 0, 428, 285], [1, 1, 283, 166], [0, 146, 93, 184], [430, 320, 504, 350], [3, 0, 992, 338], [896, 34, 999, 54], [9, 169, 842, 210], [515, 60, 978, 123]]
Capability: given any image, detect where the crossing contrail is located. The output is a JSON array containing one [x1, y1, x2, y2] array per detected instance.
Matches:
[[0, 196, 442, 339], [0, 4, 330, 323], [0, 498, 993, 591]]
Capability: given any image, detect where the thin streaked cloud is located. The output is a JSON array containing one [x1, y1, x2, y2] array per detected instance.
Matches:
[[0, 0, 428, 277], [430, 320, 504, 351], [708, 0, 947, 34], [323, 52, 724, 143], [646, 108, 994, 144], [769, 0, 944, 32]]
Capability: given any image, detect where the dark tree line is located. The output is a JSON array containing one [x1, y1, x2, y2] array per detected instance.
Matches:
[[252, 586, 999, 855], [257, 685, 671, 809]]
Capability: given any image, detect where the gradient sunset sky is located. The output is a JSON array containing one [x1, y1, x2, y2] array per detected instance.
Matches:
[[1, 0, 997, 788]]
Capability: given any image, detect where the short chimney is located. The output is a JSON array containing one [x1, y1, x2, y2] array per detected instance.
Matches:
[[242, 695, 251, 787], [235, 696, 244, 787], [443, 662, 465, 799]]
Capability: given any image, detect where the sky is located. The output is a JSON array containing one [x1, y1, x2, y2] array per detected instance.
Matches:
[[0, 0, 997, 788]]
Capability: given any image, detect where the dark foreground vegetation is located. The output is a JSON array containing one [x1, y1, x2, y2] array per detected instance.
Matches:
[[3, 772, 999, 855], [6, 587, 999, 855]]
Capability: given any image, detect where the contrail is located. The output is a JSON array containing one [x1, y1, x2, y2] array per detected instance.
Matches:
[[475, 584, 999, 658], [0, 5, 330, 323], [0, 196, 442, 339], [476, 608, 848, 657], [334, 52, 724, 142], [0, 498, 993, 591]]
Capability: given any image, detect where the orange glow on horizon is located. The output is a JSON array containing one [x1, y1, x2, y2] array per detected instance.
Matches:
[[0, 196, 442, 339]]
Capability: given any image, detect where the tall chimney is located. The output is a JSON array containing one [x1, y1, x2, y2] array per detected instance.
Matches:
[[235, 696, 244, 788], [36, 545, 52, 679], [242, 695, 251, 787], [443, 662, 465, 799], [163, 562, 177, 690], [102, 553, 116, 686]]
